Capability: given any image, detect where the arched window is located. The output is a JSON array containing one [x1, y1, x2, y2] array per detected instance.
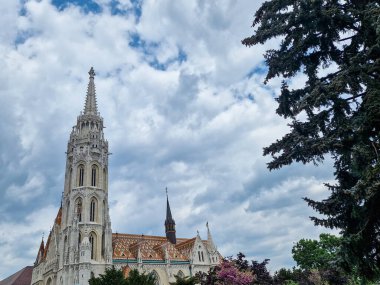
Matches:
[[201, 251, 204, 262], [69, 168, 72, 190], [76, 198, 82, 222], [198, 251, 201, 262], [46, 277, 52, 285], [103, 168, 107, 189], [90, 198, 97, 222], [78, 232, 82, 249], [78, 165, 85, 186], [101, 230, 105, 258], [91, 165, 98, 186], [151, 270, 160, 285], [177, 271, 185, 278], [89, 232, 96, 260], [66, 201, 70, 225], [63, 236, 68, 265]]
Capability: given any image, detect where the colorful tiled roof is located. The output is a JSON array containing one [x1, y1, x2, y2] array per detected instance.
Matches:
[[112, 233, 192, 261]]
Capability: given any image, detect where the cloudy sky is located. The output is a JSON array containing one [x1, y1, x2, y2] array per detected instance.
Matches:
[[0, 0, 336, 279]]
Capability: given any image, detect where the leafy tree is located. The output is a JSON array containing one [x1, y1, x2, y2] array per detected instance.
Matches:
[[170, 275, 197, 285], [89, 267, 127, 285], [292, 233, 341, 271], [88, 267, 156, 285], [273, 267, 312, 285], [251, 258, 273, 284], [125, 269, 156, 285], [243, 0, 380, 280]]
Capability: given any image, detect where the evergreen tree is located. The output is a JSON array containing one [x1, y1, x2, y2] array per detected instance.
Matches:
[[243, 0, 380, 280]]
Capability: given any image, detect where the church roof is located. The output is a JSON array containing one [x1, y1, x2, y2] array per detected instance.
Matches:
[[112, 233, 197, 261], [0, 266, 33, 285]]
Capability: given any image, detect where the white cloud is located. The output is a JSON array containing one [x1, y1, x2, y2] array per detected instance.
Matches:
[[0, 0, 337, 279], [6, 173, 45, 203]]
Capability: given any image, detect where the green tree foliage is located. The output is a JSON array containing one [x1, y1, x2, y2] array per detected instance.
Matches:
[[89, 267, 127, 285], [292, 233, 341, 271], [125, 269, 157, 285], [243, 0, 380, 280], [170, 275, 197, 285], [88, 267, 156, 285]]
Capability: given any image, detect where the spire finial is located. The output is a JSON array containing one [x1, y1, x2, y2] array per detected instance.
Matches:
[[83, 67, 98, 115], [89, 67, 95, 78]]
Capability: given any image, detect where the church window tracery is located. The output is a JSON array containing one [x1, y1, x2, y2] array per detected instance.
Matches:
[[78, 232, 82, 249], [91, 165, 98, 186], [78, 165, 85, 186], [90, 198, 97, 222], [76, 198, 83, 222], [151, 270, 160, 285], [89, 232, 97, 260]]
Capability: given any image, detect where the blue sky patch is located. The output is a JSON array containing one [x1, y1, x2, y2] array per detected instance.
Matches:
[[51, 0, 102, 14], [129, 32, 187, 71], [109, 0, 142, 21]]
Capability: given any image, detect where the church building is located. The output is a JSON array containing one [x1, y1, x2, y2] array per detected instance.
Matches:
[[30, 68, 221, 285]]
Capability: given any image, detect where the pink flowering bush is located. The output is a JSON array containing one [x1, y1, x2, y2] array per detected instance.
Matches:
[[216, 260, 254, 285]]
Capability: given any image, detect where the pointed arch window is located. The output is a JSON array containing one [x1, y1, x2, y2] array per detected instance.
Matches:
[[76, 198, 83, 222], [89, 232, 96, 260], [90, 198, 97, 222], [91, 165, 98, 187], [103, 168, 107, 189], [78, 232, 82, 250], [69, 168, 73, 190], [151, 270, 160, 285], [78, 165, 85, 186], [101, 230, 105, 258]]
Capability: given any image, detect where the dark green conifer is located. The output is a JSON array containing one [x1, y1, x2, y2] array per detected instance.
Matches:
[[243, 0, 380, 280]]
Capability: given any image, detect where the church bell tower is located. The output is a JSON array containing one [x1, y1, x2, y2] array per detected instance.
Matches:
[[59, 67, 112, 285]]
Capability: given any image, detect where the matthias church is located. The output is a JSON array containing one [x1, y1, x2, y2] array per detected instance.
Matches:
[[29, 68, 221, 285]]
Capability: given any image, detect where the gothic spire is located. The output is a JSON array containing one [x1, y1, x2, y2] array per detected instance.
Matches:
[[206, 222, 217, 251], [165, 188, 176, 244], [83, 67, 98, 115]]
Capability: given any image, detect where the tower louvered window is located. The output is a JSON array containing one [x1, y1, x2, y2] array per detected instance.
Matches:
[[79, 166, 84, 186], [91, 166, 97, 186], [90, 199, 96, 222], [76, 199, 82, 222], [89, 233, 96, 260]]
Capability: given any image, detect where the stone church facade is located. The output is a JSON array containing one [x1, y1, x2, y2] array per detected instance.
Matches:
[[31, 68, 221, 285]]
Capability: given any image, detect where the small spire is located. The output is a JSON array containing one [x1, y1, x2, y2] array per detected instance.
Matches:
[[166, 188, 173, 221], [165, 188, 176, 244], [206, 222, 217, 251], [83, 67, 98, 115]]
